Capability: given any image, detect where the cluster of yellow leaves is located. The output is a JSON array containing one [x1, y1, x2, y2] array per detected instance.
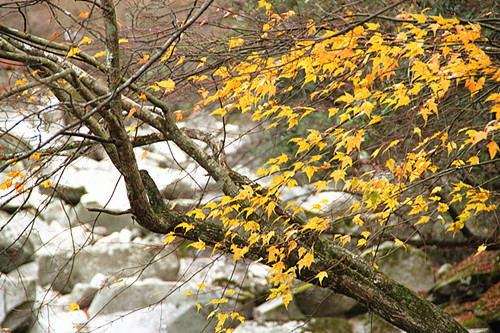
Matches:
[[187, 8, 500, 311]]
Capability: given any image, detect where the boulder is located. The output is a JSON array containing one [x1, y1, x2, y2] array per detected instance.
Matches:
[[349, 313, 403, 333], [87, 278, 222, 333], [365, 242, 435, 293], [253, 298, 305, 321], [38, 233, 179, 293], [232, 320, 306, 333], [0, 211, 35, 273], [0, 262, 38, 331], [28, 287, 88, 333], [429, 250, 499, 303], [295, 285, 358, 318]]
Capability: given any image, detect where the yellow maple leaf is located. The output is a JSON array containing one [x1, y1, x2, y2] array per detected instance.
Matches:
[[229, 38, 244, 48], [474, 244, 487, 256], [231, 244, 249, 262], [162, 232, 176, 244], [175, 222, 194, 234], [68, 303, 80, 312], [297, 252, 314, 273], [156, 79, 175, 92], [66, 47, 80, 58], [188, 239, 206, 253], [94, 51, 106, 58], [78, 37, 91, 46]]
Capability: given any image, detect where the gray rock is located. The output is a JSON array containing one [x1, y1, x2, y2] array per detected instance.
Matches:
[[307, 317, 353, 333], [232, 320, 307, 333], [29, 305, 88, 333], [70, 283, 99, 309], [295, 285, 358, 317], [365, 242, 434, 293], [253, 298, 305, 321], [38, 237, 179, 294], [0, 211, 35, 273], [87, 278, 221, 333], [39, 185, 87, 206], [349, 313, 403, 333], [67, 202, 136, 233], [0, 262, 38, 329]]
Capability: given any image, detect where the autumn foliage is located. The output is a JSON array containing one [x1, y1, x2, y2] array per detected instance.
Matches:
[[0, 0, 499, 332]]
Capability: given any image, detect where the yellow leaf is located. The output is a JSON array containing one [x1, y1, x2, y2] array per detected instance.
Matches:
[[147, 84, 161, 92], [231, 244, 249, 262], [394, 238, 407, 250], [330, 169, 346, 188], [472, 131, 487, 146], [386, 158, 395, 172], [297, 252, 314, 273], [474, 244, 487, 256], [175, 222, 194, 234], [78, 37, 91, 46], [315, 271, 328, 285], [175, 56, 185, 66], [162, 232, 176, 244], [410, 13, 426, 23], [437, 203, 449, 212], [156, 79, 175, 92], [69, 303, 80, 312], [42, 180, 52, 188], [487, 141, 499, 159], [129, 125, 136, 134], [198, 283, 206, 291], [415, 216, 430, 226], [118, 39, 128, 44], [368, 115, 381, 126], [207, 298, 229, 305], [15, 79, 27, 86], [431, 186, 442, 194], [188, 239, 206, 253], [357, 238, 366, 247], [183, 291, 193, 295], [66, 47, 80, 58], [94, 50, 106, 58], [282, 292, 292, 309], [0, 179, 13, 190], [30, 152, 42, 160], [210, 107, 227, 117], [229, 38, 245, 48], [365, 22, 380, 30]]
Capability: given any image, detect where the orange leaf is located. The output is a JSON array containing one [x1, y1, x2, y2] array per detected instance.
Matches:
[[127, 108, 136, 120], [42, 180, 52, 188], [175, 110, 183, 121], [138, 55, 150, 65], [141, 151, 148, 160], [487, 141, 499, 159], [49, 32, 58, 41], [30, 152, 42, 160], [77, 11, 89, 19]]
